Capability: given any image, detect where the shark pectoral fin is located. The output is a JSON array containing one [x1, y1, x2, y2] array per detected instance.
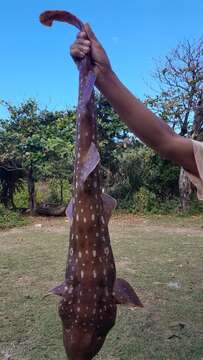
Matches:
[[102, 193, 117, 223], [66, 198, 74, 220], [50, 282, 67, 297], [113, 278, 143, 308], [79, 142, 100, 186]]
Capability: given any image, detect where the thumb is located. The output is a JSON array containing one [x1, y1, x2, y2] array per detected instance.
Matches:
[[84, 23, 98, 42]]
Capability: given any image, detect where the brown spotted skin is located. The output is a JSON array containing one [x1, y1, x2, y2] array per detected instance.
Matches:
[[60, 56, 117, 359], [40, 10, 143, 360]]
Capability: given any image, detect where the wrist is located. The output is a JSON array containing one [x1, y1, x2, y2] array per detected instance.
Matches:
[[95, 66, 117, 90]]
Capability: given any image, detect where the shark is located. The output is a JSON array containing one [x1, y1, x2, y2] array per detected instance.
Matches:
[[40, 10, 143, 360]]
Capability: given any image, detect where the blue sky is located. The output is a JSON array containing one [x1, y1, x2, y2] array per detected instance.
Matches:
[[0, 0, 202, 119]]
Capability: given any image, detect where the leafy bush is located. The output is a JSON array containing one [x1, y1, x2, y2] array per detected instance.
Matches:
[[13, 182, 29, 208], [132, 187, 156, 213], [0, 204, 28, 229]]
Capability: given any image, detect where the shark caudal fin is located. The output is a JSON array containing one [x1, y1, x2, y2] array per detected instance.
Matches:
[[113, 278, 143, 308]]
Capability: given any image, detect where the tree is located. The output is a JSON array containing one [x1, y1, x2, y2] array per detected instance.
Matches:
[[96, 93, 134, 189], [0, 160, 25, 208], [146, 37, 203, 210], [0, 100, 75, 212]]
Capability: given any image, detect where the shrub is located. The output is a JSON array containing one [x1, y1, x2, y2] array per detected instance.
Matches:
[[0, 204, 28, 229]]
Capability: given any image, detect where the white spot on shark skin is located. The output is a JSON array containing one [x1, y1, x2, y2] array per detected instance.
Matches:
[[85, 235, 88, 239], [83, 217, 87, 223], [78, 252, 82, 258], [70, 248, 73, 256], [93, 181, 97, 188], [93, 309, 96, 315], [99, 257, 103, 263], [81, 208, 84, 213], [85, 131, 89, 136], [93, 270, 97, 278], [91, 214, 95, 221], [76, 213, 79, 222], [81, 270, 84, 278], [77, 307, 80, 312], [103, 269, 107, 275], [93, 294, 97, 299], [85, 250, 89, 255], [93, 250, 96, 257], [80, 291, 83, 296], [68, 285, 73, 294], [104, 247, 110, 256], [76, 258, 78, 263], [90, 205, 93, 210], [96, 232, 99, 237], [68, 300, 72, 305], [101, 216, 105, 224], [75, 234, 79, 240], [105, 287, 109, 297], [64, 286, 68, 291]]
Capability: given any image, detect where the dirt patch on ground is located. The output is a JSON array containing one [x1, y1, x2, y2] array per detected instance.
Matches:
[[1, 214, 203, 238]]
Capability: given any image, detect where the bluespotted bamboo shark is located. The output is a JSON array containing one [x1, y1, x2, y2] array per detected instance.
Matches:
[[40, 10, 143, 360]]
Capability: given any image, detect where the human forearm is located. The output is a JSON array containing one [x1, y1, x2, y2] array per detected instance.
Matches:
[[96, 69, 176, 154]]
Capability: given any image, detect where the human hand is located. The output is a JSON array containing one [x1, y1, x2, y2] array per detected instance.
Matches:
[[70, 23, 112, 76]]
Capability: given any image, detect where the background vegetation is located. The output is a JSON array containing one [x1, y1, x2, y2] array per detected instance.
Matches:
[[0, 37, 203, 227]]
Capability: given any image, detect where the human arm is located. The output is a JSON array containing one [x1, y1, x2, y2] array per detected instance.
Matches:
[[70, 24, 199, 177]]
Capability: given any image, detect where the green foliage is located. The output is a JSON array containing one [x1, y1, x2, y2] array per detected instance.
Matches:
[[0, 100, 76, 210], [132, 187, 157, 213], [0, 204, 28, 229], [108, 145, 180, 213], [13, 182, 29, 209], [40, 180, 72, 205]]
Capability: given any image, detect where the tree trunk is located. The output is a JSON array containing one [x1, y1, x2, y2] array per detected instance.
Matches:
[[179, 167, 192, 212], [28, 166, 36, 213]]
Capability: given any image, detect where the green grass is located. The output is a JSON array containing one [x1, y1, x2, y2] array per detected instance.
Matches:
[[0, 216, 203, 359]]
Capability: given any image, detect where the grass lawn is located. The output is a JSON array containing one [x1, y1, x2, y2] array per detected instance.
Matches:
[[0, 215, 203, 359]]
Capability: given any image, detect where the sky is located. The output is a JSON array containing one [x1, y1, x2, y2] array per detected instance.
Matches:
[[0, 0, 202, 119]]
